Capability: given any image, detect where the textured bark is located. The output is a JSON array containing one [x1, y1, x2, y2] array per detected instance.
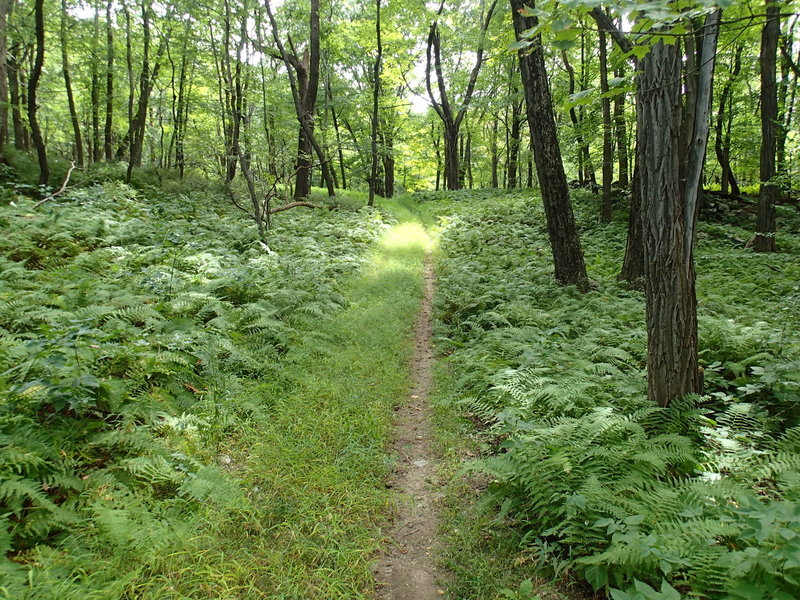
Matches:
[[638, 41, 701, 406], [29, 0, 48, 185], [511, 0, 588, 291], [60, 0, 84, 167], [754, 0, 780, 252]]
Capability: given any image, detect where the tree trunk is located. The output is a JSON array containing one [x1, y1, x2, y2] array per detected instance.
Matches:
[[104, 0, 114, 160], [715, 45, 742, 196], [382, 127, 394, 197], [368, 0, 382, 206], [28, 0, 48, 185], [511, 0, 589, 291], [638, 40, 701, 407], [0, 0, 10, 152], [426, 0, 497, 191], [91, 7, 102, 163], [600, 28, 613, 222], [490, 118, 499, 187], [681, 11, 721, 254], [265, 0, 334, 198], [562, 49, 594, 186], [508, 100, 521, 189], [60, 0, 84, 167], [754, 0, 780, 252], [613, 65, 629, 188], [9, 42, 27, 150], [620, 161, 644, 287]]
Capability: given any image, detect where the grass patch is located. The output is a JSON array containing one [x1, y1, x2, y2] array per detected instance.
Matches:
[[126, 220, 431, 598]]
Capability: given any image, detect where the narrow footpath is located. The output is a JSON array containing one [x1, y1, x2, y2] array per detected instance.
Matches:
[[374, 253, 445, 600]]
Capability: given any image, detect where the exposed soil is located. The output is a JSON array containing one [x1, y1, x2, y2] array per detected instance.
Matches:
[[374, 253, 445, 600]]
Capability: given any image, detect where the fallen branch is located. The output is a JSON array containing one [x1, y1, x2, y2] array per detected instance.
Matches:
[[268, 201, 319, 214], [33, 161, 77, 209]]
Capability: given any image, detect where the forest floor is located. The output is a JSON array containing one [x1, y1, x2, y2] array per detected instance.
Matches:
[[374, 252, 446, 599]]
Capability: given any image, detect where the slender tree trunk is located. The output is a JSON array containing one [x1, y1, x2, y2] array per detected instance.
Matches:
[[29, 0, 48, 185], [0, 0, 10, 152], [620, 162, 644, 286], [368, 0, 382, 206], [328, 83, 346, 189], [91, 8, 102, 163], [490, 118, 499, 187], [60, 0, 84, 167], [613, 66, 629, 188], [562, 49, 594, 185], [426, 0, 497, 191], [382, 127, 394, 197], [265, 0, 334, 198], [754, 0, 780, 252], [508, 100, 521, 189], [9, 42, 27, 150], [466, 130, 473, 189], [600, 29, 613, 222], [104, 0, 114, 160], [715, 45, 742, 196], [511, 0, 588, 291]]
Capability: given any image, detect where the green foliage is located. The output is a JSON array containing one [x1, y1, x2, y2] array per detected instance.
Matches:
[[431, 190, 800, 599], [0, 182, 389, 597]]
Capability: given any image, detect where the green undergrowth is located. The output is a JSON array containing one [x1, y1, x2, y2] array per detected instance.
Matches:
[[424, 189, 800, 600], [0, 180, 427, 598]]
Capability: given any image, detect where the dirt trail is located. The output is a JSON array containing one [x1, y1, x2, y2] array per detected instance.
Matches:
[[374, 253, 445, 600]]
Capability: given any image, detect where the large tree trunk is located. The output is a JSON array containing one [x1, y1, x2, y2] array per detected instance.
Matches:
[[60, 0, 84, 167], [511, 0, 589, 291], [754, 0, 780, 252], [638, 40, 701, 407], [28, 0, 48, 185]]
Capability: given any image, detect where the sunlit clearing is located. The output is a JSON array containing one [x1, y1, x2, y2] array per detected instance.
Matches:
[[381, 222, 433, 251]]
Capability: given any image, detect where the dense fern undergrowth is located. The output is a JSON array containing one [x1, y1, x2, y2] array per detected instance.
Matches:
[[0, 176, 402, 597], [430, 190, 800, 600]]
